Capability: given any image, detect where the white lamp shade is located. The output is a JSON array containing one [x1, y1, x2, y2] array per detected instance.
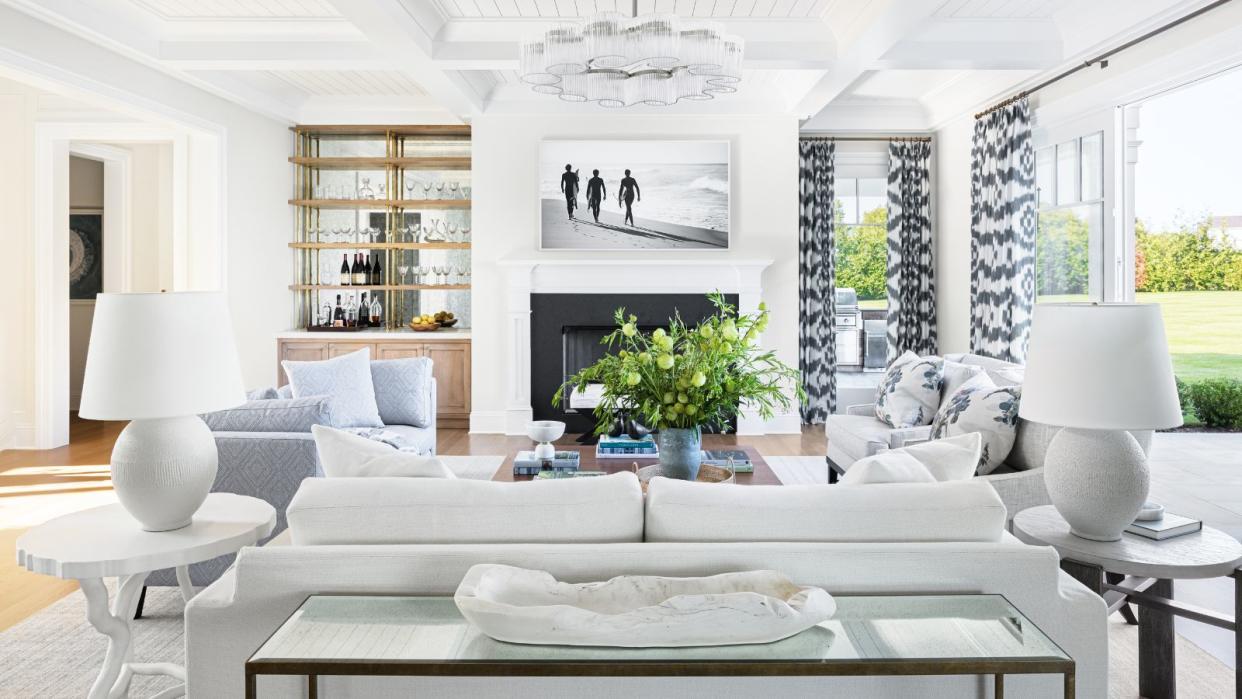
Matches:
[[79, 292, 247, 420], [1019, 303, 1182, 430]]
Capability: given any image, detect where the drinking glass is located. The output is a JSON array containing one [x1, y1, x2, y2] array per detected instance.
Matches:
[[412, 225, 423, 243], [462, 186, 472, 200], [461, 227, 470, 243], [422, 182, 433, 199], [447, 223, 459, 241], [376, 183, 386, 201], [405, 177, 416, 200], [416, 265, 429, 285], [434, 182, 446, 199], [398, 265, 410, 285], [448, 182, 460, 199]]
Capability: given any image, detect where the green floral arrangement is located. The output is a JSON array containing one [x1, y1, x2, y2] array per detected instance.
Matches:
[[553, 293, 804, 434]]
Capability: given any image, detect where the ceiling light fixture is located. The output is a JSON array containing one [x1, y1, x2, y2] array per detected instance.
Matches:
[[519, 1, 744, 107]]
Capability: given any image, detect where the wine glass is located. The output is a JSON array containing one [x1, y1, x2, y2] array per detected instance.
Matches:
[[422, 181, 433, 200], [416, 265, 429, 285], [405, 176, 416, 200], [434, 182, 446, 199], [448, 182, 460, 199], [376, 183, 386, 201], [447, 223, 459, 242], [398, 264, 410, 285], [462, 185, 471, 200], [460, 227, 470, 244]]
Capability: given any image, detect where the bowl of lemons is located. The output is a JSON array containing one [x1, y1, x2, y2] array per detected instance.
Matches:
[[409, 313, 440, 332]]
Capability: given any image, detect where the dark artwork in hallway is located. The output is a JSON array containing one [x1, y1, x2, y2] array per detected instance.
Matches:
[[69, 212, 102, 299], [540, 140, 729, 251]]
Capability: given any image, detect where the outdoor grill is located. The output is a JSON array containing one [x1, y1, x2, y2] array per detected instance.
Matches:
[[834, 288, 862, 368]]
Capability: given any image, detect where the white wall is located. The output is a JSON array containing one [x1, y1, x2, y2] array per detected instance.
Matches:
[[933, 115, 974, 354], [68, 155, 103, 411], [0, 6, 292, 448], [469, 114, 801, 432]]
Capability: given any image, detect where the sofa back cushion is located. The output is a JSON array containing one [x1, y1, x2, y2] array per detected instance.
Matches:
[[287, 472, 644, 545], [370, 357, 434, 428], [201, 396, 334, 433], [645, 478, 1006, 543]]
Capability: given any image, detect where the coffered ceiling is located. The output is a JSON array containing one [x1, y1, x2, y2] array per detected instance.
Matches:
[[0, 0, 1215, 127]]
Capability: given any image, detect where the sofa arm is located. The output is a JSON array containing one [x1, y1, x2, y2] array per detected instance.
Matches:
[[147, 431, 321, 587], [427, 377, 437, 455], [889, 426, 932, 449], [844, 403, 874, 416]]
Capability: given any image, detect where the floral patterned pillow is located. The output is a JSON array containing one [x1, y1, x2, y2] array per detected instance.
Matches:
[[930, 372, 1021, 475], [874, 351, 944, 428]]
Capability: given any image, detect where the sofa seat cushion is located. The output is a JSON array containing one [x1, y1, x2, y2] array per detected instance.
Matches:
[[840, 433, 983, 485], [645, 478, 1006, 543], [824, 415, 895, 462], [371, 357, 434, 428], [287, 472, 645, 545]]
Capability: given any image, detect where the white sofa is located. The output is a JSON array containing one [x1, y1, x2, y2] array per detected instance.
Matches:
[[185, 473, 1107, 698]]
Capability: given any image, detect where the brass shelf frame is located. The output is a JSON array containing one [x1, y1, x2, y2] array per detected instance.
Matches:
[[291, 125, 472, 330]]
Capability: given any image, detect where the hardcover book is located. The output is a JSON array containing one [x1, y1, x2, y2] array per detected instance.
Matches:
[[1125, 513, 1202, 541]]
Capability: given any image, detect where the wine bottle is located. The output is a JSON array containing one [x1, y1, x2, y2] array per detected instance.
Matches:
[[369, 294, 383, 327], [340, 254, 351, 286], [355, 253, 367, 286], [332, 294, 344, 327], [371, 254, 383, 286], [359, 292, 369, 326], [363, 255, 372, 285]]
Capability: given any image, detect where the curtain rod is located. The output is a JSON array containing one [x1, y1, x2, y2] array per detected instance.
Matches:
[[974, 0, 1235, 119], [799, 136, 932, 142]]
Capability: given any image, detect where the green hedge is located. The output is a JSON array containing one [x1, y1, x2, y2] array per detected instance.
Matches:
[[1136, 219, 1242, 292], [1186, 378, 1242, 429]]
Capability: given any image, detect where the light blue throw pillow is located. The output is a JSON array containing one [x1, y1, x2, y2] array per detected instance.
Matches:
[[370, 357, 434, 428], [202, 396, 335, 433], [281, 348, 383, 428]]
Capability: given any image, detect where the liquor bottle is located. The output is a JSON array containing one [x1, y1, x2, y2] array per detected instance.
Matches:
[[371, 254, 383, 286], [332, 294, 344, 327], [345, 294, 358, 327], [339, 254, 350, 286], [363, 255, 372, 285], [369, 294, 383, 327]]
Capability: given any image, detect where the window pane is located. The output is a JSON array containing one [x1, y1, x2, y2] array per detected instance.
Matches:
[[1036, 147, 1055, 208], [1056, 140, 1080, 206], [857, 178, 887, 225], [1081, 132, 1103, 201], [1036, 203, 1100, 301], [835, 177, 858, 224]]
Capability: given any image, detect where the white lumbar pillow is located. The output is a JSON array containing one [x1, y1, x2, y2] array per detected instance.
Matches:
[[311, 424, 455, 478], [840, 433, 983, 485]]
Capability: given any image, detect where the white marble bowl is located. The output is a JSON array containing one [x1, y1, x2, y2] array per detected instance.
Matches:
[[454, 564, 837, 647]]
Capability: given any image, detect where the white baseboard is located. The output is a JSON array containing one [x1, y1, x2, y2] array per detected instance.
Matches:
[[13, 419, 38, 450], [469, 411, 507, 434], [762, 412, 804, 435]]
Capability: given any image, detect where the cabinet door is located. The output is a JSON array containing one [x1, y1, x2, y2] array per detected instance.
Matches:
[[328, 342, 374, 358], [422, 343, 471, 416], [278, 341, 329, 385], [374, 343, 426, 360]]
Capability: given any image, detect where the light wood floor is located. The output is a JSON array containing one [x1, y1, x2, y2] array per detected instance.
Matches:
[[0, 416, 825, 631]]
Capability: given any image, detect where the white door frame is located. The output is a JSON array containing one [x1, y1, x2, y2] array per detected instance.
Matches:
[[32, 122, 184, 449], [70, 143, 132, 294]]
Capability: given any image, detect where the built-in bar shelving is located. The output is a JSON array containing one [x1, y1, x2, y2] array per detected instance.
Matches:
[[288, 198, 470, 210]]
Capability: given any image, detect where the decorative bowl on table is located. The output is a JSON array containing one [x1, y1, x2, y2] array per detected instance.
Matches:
[[408, 321, 440, 332], [454, 564, 836, 647], [438, 318, 459, 328], [527, 420, 566, 460], [635, 463, 734, 493]]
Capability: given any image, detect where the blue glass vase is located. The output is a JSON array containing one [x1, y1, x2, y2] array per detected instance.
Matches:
[[658, 427, 702, 480]]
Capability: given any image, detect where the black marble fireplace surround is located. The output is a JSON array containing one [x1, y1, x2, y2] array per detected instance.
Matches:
[[530, 293, 738, 434]]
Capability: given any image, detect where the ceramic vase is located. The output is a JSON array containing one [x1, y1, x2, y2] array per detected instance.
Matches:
[[658, 427, 701, 480]]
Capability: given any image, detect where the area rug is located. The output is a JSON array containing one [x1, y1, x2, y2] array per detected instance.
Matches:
[[440, 454, 504, 480], [0, 579, 1232, 697]]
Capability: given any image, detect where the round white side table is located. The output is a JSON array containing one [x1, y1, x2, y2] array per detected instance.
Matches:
[[16, 493, 276, 699], [1014, 505, 1242, 699]]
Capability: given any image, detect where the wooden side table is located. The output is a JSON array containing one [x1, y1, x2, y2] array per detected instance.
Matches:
[[1014, 505, 1242, 699], [16, 493, 276, 699]]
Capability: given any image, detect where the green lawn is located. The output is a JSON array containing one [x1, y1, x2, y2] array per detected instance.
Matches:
[[1039, 290, 1242, 381]]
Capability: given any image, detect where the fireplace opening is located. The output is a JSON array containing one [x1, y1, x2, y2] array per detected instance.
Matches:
[[531, 293, 738, 435]]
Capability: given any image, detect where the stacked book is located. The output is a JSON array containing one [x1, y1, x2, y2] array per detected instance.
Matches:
[[513, 450, 581, 477], [596, 435, 658, 459], [701, 449, 754, 474]]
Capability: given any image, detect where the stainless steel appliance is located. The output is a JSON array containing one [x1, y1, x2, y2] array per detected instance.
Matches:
[[864, 319, 888, 370], [834, 288, 862, 368]]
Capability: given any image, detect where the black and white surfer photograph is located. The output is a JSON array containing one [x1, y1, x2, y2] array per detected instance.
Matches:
[[539, 140, 729, 250]]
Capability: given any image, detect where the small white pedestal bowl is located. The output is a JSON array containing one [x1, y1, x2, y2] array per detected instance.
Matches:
[[527, 421, 566, 460], [454, 564, 837, 647]]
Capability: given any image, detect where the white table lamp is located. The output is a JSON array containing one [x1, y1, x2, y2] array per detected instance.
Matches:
[[80, 292, 246, 531], [1020, 303, 1182, 541]]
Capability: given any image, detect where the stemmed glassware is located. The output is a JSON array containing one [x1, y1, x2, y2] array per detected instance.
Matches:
[[434, 182, 446, 199], [398, 264, 410, 285], [405, 177, 416, 200], [376, 183, 386, 201], [415, 265, 429, 285], [422, 181, 433, 200], [448, 182, 460, 199]]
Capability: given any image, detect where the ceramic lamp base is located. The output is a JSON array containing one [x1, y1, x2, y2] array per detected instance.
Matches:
[[1044, 427, 1149, 542], [110, 416, 218, 531]]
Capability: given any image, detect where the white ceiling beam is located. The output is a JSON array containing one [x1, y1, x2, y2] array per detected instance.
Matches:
[[872, 18, 1063, 70], [158, 41, 389, 70], [324, 0, 484, 118], [793, 0, 943, 120]]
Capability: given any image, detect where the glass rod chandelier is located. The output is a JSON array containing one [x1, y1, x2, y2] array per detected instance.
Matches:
[[519, 3, 744, 107]]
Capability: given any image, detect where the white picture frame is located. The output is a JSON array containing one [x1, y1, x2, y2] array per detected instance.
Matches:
[[538, 139, 731, 251]]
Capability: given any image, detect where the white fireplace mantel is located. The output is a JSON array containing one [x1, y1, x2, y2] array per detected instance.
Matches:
[[497, 257, 774, 435]]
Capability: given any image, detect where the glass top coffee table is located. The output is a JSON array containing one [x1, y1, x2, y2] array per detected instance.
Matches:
[[245, 594, 1074, 698]]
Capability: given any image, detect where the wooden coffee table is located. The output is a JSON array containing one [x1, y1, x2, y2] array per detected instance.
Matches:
[[494, 443, 781, 485]]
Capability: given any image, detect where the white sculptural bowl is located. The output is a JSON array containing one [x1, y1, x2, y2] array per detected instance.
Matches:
[[454, 564, 837, 647], [526, 420, 566, 444]]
